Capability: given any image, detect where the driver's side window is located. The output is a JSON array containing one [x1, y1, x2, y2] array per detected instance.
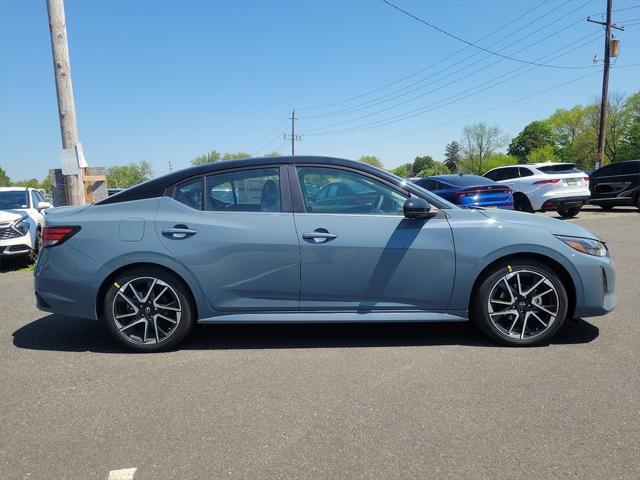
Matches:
[[297, 167, 407, 215]]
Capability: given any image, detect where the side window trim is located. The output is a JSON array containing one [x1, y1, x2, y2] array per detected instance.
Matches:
[[291, 164, 409, 215]]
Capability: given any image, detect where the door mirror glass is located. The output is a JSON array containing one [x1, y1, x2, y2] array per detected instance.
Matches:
[[403, 197, 431, 219], [37, 201, 52, 211]]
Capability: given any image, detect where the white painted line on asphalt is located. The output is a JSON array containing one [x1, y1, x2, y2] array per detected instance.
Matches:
[[107, 468, 137, 480]]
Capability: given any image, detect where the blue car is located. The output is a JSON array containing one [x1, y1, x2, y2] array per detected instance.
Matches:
[[35, 156, 615, 352], [412, 174, 514, 209]]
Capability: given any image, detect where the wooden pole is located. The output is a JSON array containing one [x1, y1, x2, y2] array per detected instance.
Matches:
[[46, 0, 85, 205], [596, 0, 613, 170]]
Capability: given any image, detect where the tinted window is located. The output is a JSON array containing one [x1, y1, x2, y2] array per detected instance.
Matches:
[[30, 190, 39, 208], [413, 178, 437, 190], [440, 175, 494, 186], [173, 177, 202, 210], [487, 167, 519, 181], [518, 167, 534, 177], [537, 164, 582, 174], [620, 161, 640, 175], [297, 167, 407, 215], [0, 191, 29, 209], [206, 168, 280, 212]]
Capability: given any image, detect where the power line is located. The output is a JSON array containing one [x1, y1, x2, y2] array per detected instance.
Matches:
[[295, 0, 553, 111], [382, 0, 598, 69], [303, 31, 601, 136], [242, 116, 289, 154], [301, 1, 593, 122]]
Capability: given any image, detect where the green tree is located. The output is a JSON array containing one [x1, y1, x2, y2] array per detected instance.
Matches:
[[263, 151, 282, 157], [484, 153, 518, 171], [389, 163, 412, 178], [507, 121, 555, 163], [12, 178, 41, 189], [40, 177, 53, 194], [359, 155, 384, 168], [191, 150, 221, 165], [0, 167, 10, 187], [412, 155, 434, 175], [417, 161, 451, 177], [619, 92, 640, 160], [460, 122, 506, 174], [106, 161, 153, 188], [444, 141, 461, 172], [527, 145, 559, 164], [222, 152, 252, 160]]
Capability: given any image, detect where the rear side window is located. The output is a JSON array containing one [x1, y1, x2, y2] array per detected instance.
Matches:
[[537, 164, 582, 174], [173, 177, 202, 210], [518, 167, 533, 177], [414, 178, 437, 190], [206, 168, 281, 212], [620, 161, 640, 175]]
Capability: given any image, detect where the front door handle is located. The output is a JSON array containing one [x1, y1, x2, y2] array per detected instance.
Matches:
[[302, 229, 338, 243], [162, 225, 197, 239]]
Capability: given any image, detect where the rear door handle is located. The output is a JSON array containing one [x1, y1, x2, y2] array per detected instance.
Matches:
[[162, 225, 197, 239], [302, 230, 338, 243]]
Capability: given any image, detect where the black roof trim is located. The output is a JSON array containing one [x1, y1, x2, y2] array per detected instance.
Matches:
[[96, 156, 401, 205]]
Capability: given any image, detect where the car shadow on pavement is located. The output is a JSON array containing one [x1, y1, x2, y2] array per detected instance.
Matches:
[[12, 314, 599, 353]]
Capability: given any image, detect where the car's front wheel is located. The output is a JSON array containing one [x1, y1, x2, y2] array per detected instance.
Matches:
[[557, 206, 581, 218], [472, 260, 568, 346], [103, 268, 194, 352]]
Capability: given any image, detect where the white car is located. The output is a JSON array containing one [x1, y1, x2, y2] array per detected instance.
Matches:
[[483, 163, 590, 218], [0, 187, 52, 258]]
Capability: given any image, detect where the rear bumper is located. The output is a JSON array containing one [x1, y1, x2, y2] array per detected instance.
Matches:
[[540, 195, 590, 211]]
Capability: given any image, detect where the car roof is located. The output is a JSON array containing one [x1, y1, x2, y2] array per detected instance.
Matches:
[[528, 162, 575, 167], [97, 156, 393, 205], [0, 187, 31, 192]]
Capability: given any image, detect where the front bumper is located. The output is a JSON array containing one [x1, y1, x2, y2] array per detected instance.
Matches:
[[573, 254, 616, 318], [0, 232, 35, 256]]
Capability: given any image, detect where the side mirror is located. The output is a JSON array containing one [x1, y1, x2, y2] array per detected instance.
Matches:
[[37, 201, 52, 211], [403, 197, 431, 219]]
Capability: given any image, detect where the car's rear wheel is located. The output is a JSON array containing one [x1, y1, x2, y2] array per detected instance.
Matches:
[[103, 268, 194, 352], [513, 194, 534, 213], [557, 206, 581, 218], [472, 260, 568, 346]]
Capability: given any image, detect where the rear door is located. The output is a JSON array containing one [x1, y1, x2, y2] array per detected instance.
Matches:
[[292, 165, 455, 311], [156, 165, 300, 311]]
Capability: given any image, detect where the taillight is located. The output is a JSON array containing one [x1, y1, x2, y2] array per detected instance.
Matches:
[[533, 178, 560, 185], [42, 226, 80, 247], [583, 176, 589, 182]]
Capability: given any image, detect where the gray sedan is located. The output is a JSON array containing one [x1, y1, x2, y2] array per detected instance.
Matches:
[[34, 156, 615, 352]]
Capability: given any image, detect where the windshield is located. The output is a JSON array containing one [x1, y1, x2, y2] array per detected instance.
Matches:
[[0, 191, 29, 209], [537, 164, 583, 174]]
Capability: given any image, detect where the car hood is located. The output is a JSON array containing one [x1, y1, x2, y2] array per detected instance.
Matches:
[[477, 208, 601, 240], [0, 209, 27, 223]]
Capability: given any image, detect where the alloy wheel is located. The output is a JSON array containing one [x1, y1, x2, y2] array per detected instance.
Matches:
[[112, 276, 182, 345], [487, 269, 559, 340]]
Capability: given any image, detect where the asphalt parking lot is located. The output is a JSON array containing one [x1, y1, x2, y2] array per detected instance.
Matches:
[[1, 207, 638, 480]]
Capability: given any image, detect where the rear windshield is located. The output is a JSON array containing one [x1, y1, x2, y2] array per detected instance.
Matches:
[[0, 191, 29, 209], [439, 175, 494, 186], [537, 164, 583, 174]]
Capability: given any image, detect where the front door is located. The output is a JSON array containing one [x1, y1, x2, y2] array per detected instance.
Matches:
[[156, 166, 300, 311], [293, 166, 455, 311]]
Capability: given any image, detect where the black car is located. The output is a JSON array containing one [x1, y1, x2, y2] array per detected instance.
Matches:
[[588, 160, 640, 210]]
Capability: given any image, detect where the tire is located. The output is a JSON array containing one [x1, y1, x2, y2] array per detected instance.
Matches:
[[30, 227, 42, 262], [557, 207, 581, 218], [103, 267, 194, 352], [471, 260, 568, 346], [513, 194, 534, 213], [634, 193, 640, 211]]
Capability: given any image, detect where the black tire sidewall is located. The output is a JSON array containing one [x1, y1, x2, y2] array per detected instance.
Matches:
[[472, 261, 568, 346], [103, 267, 194, 352], [558, 207, 580, 218]]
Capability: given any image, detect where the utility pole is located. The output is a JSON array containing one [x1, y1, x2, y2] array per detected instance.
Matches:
[[284, 109, 302, 156], [46, 0, 85, 205], [168, 161, 174, 171], [587, 0, 624, 170]]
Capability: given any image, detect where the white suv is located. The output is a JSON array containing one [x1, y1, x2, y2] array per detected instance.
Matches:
[[0, 187, 52, 258], [484, 163, 590, 218]]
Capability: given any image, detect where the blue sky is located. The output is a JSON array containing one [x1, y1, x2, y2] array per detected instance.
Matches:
[[1, 0, 639, 181]]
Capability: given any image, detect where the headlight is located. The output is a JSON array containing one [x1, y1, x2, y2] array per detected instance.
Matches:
[[11, 219, 30, 236], [556, 235, 607, 257]]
